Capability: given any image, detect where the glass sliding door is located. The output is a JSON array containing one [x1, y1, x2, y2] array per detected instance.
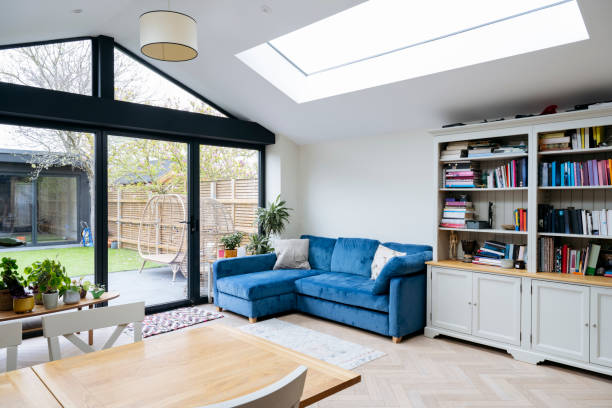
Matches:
[[37, 176, 79, 243], [107, 135, 189, 307]]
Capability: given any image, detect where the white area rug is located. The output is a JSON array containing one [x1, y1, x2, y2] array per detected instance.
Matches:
[[239, 318, 385, 370]]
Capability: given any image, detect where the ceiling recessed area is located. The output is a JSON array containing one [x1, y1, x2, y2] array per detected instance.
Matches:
[[237, 0, 589, 103]]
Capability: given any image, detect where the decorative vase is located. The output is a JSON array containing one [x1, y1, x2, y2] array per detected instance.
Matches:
[[91, 289, 105, 299], [34, 292, 43, 305], [0, 289, 13, 311], [63, 290, 80, 305], [225, 249, 237, 258], [42, 291, 59, 309], [13, 296, 35, 313], [80, 288, 87, 299]]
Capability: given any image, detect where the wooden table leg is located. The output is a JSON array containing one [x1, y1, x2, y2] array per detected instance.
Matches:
[[77, 307, 82, 335], [88, 304, 93, 345]]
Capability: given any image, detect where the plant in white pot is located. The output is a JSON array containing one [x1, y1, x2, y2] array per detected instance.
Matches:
[[32, 259, 70, 309], [63, 279, 81, 304]]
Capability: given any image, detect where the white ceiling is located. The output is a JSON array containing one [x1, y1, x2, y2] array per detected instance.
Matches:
[[1, 0, 612, 144]]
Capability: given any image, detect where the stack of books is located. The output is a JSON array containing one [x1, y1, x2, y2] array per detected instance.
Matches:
[[539, 127, 609, 152], [440, 141, 469, 160], [540, 159, 612, 187], [538, 205, 612, 236], [492, 141, 527, 155], [483, 158, 528, 188], [514, 208, 527, 231], [443, 163, 482, 188], [472, 240, 526, 267], [539, 238, 601, 275], [440, 198, 474, 228], [467, 140, 500, 158]]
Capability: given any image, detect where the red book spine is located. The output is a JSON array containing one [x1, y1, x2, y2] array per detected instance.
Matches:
[[562, 244, 568, 274]]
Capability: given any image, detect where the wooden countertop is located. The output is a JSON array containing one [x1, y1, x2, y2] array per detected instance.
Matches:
[[427, 260, 612, 287]]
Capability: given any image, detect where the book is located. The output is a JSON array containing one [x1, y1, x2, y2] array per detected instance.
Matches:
[[586, 244, 601, 276]]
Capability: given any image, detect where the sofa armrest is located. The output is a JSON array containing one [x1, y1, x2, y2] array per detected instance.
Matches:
[[213, 253, 277, 301], [372, 251, 432, 295], [388, 272, 426, 338]]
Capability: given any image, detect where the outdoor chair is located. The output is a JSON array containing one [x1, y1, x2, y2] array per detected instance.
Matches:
[[42, 302, 144, 361], [201, 365, 307, 408], [0, 321, 22, 372]]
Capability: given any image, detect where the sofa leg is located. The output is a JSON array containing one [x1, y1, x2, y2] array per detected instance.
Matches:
[[249, 317, 258, 323], [216, 306, 223, 312], [392, 336, 402, 344]]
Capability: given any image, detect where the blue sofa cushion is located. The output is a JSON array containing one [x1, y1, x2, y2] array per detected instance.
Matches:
[[216, 269, 322, 300], [382, 242, 433, 255], [300, 235, 336, 271], [330, 237, 380, 277], [295, 272, 389, 313], [372, 251, 433, 295]]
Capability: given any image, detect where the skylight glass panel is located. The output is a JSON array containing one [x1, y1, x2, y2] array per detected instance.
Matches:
[[237, 0, 588, 103]]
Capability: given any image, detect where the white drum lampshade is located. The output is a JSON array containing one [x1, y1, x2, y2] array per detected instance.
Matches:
[[140, 11, 198, 61]]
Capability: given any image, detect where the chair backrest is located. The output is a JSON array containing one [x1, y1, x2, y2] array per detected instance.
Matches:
[[0, 321, 21, 372], [201, 365, 307, 408], [42, 301, 145, 361]]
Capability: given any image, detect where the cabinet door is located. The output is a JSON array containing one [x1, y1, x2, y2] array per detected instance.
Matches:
[[431, 268, 472, 334], [472, 273, 521, 345], [590, 287, 612, 368], [532, 280, 590, 362]]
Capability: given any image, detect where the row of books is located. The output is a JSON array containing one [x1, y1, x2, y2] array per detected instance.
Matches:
[[472, 240, 526, 267], [514, 208, 528, 232], [538, 127, 609, 152], [441, 140, 527, 160], [539, 159, 612, 187], [440, 197, 473, 228], [538, 205, 612, 236], [443, 162, 482, 188], [483, 158, 528, 188], [539, 238, 606, 275]]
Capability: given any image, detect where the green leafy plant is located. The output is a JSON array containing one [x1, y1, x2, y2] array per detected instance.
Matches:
[[1, 257, 29, 298], [25, 259, 70, 296], [246, 233, 272, 255], [91, 284, 105, 299], [220, 231, 245, 250], [256, 195, 292, 237]]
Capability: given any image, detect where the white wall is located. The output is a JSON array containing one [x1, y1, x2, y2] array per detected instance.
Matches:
[[265, 134, 301, 238], [296, 131, 435, 246]]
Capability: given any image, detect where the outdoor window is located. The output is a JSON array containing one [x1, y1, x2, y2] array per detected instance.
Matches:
[[0, 176, 32, 243], [114, 48, 226, 117], [0, 39, 92, 95]]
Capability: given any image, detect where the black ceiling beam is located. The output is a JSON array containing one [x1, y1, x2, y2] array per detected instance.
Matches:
[[0, 82, 275, 145]]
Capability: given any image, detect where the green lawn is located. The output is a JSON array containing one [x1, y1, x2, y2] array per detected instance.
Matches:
[[0, 247, 163, 277]]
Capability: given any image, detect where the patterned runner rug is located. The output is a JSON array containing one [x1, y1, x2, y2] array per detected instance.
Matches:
[[126, 307, 223, 338], [240, 318, 385, 369]]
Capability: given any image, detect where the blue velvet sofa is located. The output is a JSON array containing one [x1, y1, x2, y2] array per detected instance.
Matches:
[[213, 235, 432, 342]]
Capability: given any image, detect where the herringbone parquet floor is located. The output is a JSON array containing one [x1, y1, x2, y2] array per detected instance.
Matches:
[[9, 305, 612, 407]]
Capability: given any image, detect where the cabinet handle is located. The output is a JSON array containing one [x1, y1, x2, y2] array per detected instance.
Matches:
[[585, 323, 589, 327], [473, 302, 477, 306], [468, 302, 472, 305], [593, 323, 597, 328]]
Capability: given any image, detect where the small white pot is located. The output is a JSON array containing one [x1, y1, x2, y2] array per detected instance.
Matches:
[[63, 290, 80, 305], [42, 291, 59, 309]]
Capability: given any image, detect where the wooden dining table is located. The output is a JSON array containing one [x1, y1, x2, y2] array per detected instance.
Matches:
[[0, 367, 61, 408], [31, 324, 361, 407]]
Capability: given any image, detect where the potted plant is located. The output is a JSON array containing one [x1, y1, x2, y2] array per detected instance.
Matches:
[[24, 263, 48, 305], [78, 278, 92, 299], [1, 257, 34, 313], [255, 195, 292, 239], [90, 283, 106, 299], [0, 277, 11, 311], [220, 231, 244, 258], [31, 259, 70, 310], [246, 233, 272, 255], [63, 279, 81, 304]]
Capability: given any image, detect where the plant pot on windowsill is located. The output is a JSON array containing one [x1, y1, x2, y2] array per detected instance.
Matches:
[[13, 295, 35, 314], [42, 291, 59, 309], [0, 289, 13, 311], [63, 289, 80, 305]]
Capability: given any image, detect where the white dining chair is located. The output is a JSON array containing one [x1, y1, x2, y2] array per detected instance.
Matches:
[[42, 301, 144, 361], [202, 365, 307, 408], [0, 321, 22, 372]]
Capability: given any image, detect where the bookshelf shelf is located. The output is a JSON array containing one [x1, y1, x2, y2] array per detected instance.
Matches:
[[440, 152, 527, 163], [538, 232, 612, 240], [538, 185, 612, 190], [538, 146, 612, 156], [439, 227, 527, 235], [440, 187, 528, 192]]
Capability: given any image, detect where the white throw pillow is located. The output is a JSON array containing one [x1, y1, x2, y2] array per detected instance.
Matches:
[[370, 245, 406, 280], [273, 239, 311, 270]]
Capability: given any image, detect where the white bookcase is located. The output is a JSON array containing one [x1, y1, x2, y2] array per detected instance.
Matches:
[[426, 107, 612, 377]]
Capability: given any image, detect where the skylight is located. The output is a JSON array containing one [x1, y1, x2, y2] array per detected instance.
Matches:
[[237, 0, 588, 103]]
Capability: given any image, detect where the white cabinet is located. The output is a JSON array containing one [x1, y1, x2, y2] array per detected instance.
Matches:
[[472, 273, 522, 346], [532, 280, 590, 362], [431, 268, 521, 344], [431, 268, 472, 334], [590, 287, 612, 368]]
